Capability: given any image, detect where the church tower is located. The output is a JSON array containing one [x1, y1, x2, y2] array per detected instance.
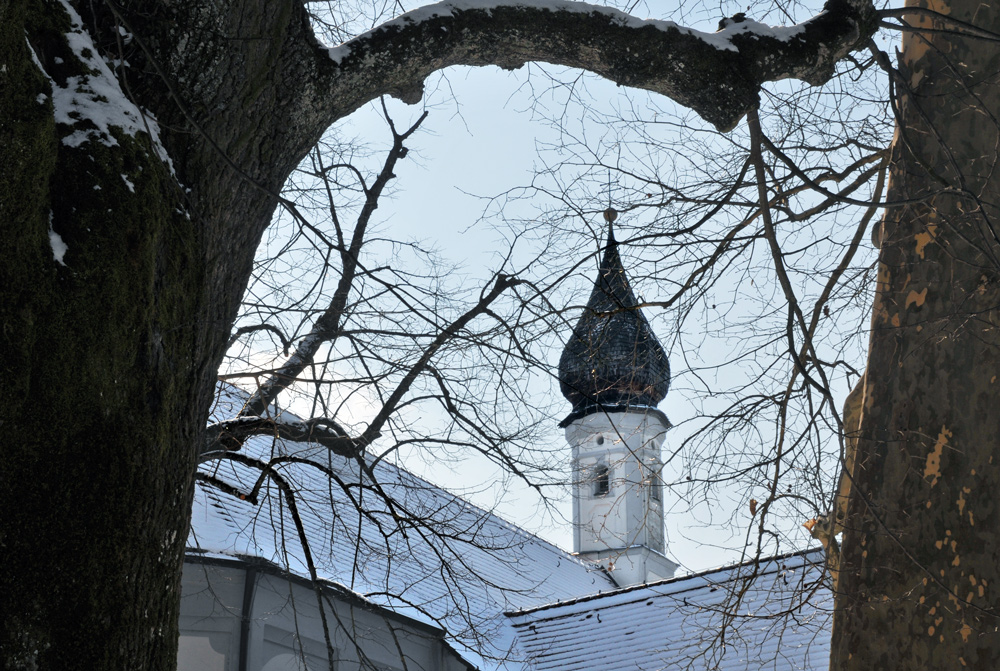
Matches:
[[558, 216, 678, 587]]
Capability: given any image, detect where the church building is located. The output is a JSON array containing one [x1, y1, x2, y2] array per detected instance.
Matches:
[[559, 221, 677, 587], [180, 223, 831, 671]]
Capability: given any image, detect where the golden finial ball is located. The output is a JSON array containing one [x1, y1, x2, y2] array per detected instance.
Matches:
[[603, 207, 618, 223]]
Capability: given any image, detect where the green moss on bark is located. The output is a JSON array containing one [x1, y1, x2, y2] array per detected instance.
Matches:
[[1, 3, 203, 670], [0, 0, 59, 415]]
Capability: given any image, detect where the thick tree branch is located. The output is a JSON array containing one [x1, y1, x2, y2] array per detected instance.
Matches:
[[206, 272, 520, 457], [319, 0, 878, 131], [202, 416, 359, 459]]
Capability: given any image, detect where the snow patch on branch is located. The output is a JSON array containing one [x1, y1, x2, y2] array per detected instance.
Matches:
[[715, 16, 808, 45], [281, 332, 324, 369], [48, 211, 68, 266], [25, 35, 47, 73], [40, 0, 175, 173], [326, 0, 808, 62]]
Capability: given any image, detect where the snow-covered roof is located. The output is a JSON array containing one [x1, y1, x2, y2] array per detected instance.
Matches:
[[506, 549, 831, 671], [189, 385, 617, 670]]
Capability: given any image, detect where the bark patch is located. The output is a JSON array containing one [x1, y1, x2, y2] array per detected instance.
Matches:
[[923, 425, 952, 487]]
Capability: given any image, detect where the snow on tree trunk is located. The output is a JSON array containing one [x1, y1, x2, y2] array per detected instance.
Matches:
[[0, 8, 202, 671], [831, 0, 1000, 666], [0, 0, 310, 667]]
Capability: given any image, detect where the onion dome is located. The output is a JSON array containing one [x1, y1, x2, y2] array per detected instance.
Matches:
[[558, 218, 670, 427]]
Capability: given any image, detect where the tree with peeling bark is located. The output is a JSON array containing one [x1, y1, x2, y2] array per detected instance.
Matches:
[[827, 1, 1000, 667], [2, 0, 999, 667]]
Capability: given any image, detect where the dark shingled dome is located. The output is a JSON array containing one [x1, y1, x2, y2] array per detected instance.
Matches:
[[558, 227, 670, 425]]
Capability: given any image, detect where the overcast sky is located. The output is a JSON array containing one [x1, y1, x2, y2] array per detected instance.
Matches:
[[233, 0, 891, 575], [333, 65, 766, 574]]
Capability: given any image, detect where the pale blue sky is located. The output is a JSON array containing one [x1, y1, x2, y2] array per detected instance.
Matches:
[[334, 65, 787, 574], [244, 0, 887, 575]]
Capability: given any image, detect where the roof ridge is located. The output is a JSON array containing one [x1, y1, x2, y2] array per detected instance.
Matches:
[[505, 547, 825, 617]]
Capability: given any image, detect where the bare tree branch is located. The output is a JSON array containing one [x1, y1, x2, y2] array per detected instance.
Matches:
[[238, 112, 428, 420], [317, 0, 879, 131]]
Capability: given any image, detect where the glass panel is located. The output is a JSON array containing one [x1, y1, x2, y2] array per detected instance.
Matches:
[[178, 632, 229, 671]]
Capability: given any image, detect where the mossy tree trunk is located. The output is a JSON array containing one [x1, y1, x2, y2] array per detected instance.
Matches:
[[0, 0, 327, 668], [831, 0, 1000, 666]]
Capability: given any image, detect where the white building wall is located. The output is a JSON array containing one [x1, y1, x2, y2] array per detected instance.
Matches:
[[178, 562, 243, 671], [566, 410, 677, 586]]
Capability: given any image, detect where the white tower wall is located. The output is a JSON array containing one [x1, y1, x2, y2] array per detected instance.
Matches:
[[567, 409, 677, 587]]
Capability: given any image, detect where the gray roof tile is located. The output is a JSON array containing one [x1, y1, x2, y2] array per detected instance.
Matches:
[[507, 550, 831, 671], [190, 385, 618, 670]]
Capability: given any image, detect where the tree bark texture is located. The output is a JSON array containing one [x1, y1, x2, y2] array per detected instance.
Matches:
[[0, 0, 321, 668], [1, 4, 202, 670], [0, 0, 879, 668], [832, 0, 1000, 667]]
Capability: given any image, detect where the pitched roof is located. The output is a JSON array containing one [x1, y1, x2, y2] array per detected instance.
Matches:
[[507, 550, 831, 671], [189, 384, 618, 670], [558, 227, 671, 426]]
